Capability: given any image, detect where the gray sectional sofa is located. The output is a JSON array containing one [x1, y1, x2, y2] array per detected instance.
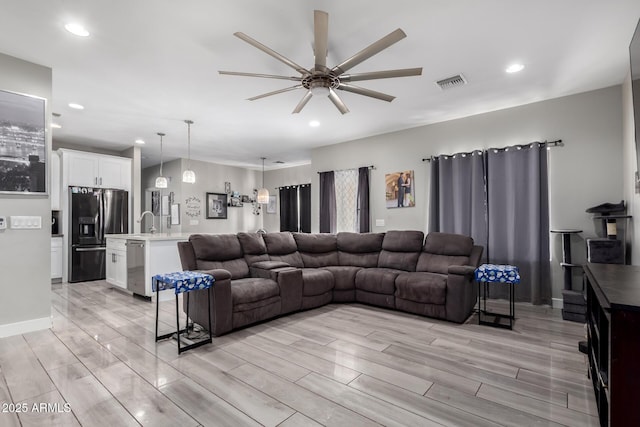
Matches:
[[177, 230, 483, 336]]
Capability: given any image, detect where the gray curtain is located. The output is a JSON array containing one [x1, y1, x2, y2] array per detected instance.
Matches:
[[319, 171, 336, 233], [428, 152, 487, 253], [299, 184, 311, 233], [279, 186, 298, 232], [486, 144, 550, 304], [357, 167, 370, 233]]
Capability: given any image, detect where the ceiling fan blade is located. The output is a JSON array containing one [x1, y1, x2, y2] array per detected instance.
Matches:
[[234, 32, 310, 75], [337, 83, 395, 102], [248, 85, 303, 101], [328, 89, 350, 114], [313, 10, 329, 71], [340, 67, 422, 82], [219, 71, 302, 81], [332, 28, 406, 75], [292, 91, 313, 114]]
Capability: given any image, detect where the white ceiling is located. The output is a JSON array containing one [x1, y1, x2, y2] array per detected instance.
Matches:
[[1, 0, 639, 170]]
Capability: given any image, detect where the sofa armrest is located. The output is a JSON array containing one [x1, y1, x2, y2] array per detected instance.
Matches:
[[444, 270, 477, 323], [448, 265, 476, 277], [276, 268, 303, 314], [182, 268, 233, 336]]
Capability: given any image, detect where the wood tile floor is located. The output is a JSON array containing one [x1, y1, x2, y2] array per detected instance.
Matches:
[[0, 280, 597, 426]]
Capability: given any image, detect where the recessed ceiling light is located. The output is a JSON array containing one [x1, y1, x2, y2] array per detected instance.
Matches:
[[68, 103, 84, 110], [134, 139, 145, 145], [506, 63, 525, 73], [51, 123, 62, 129], [64, 23, 90, 37], [309, 120, 320, 127]]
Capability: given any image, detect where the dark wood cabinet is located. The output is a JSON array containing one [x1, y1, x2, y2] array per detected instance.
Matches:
[[584, 264, 640, 427]]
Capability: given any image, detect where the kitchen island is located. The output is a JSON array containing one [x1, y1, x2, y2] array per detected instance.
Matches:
[[105, 233, 191, 300]]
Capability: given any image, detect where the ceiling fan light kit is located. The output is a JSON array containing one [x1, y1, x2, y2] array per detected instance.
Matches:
[[219, 10, 422, 114]]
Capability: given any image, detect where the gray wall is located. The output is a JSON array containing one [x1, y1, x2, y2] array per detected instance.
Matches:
[[142, 158, 263, 234], [263, 163, 313, 232], [622, 72, 640, 265], [311, 86, 624, 301], [0, 53, 52, 335]]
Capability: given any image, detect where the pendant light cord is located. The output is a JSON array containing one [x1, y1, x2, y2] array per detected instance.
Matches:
[[158, 132, 165, 176], [185, 119, 193, 170]]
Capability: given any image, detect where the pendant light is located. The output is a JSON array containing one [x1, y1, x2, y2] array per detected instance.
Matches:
[[155, 132, 168, 188], [182, 119, 196, 183], [257, 157, 269, 204]]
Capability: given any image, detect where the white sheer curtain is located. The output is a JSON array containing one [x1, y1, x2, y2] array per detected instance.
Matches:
[[334, 169, 358, 232]]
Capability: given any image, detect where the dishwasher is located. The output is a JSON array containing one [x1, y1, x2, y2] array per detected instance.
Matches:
[[126, 240, 146, 296]]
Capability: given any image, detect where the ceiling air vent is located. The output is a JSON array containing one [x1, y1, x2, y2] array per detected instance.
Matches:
[[273, 160, 285, 164], [436, 74, 467, 90]]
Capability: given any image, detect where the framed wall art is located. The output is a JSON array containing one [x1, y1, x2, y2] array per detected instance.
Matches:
[[385, 170, 415, 208], [0, 89, 47, 194], [206, 192, 228, 219]]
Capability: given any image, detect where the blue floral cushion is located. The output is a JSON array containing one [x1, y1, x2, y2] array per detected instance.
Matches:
[[152, 271, 214, 294], [475, 264, 520, 284]]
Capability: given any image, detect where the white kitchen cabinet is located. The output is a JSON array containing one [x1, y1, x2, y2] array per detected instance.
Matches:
[[51, 237, 63, 281], [106, 239, 127, 289], [63, 150, 131, 190]]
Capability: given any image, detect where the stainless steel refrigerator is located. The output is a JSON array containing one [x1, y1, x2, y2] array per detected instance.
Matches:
[[69, 187, 128, 282]]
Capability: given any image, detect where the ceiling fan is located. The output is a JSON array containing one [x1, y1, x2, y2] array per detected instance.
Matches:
[[219, 10, 423, 114]]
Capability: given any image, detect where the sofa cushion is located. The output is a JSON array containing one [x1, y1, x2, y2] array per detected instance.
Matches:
[[377, 230, 424, 272], [417, 253, 470, 274], [263, 232, 304, 267], [197, 258, 249, 280], [321, 266, 361, 290], [355, 268, 403, 294], [423, 232, 474, 256], [417, 232, 474, 273], [337, 232, 384, 267], [231, 277, 279, 305], [294, 233, 339, 267], [301, 268, 335, 296], [382, 230, 424, 252], [190, 233, 243, 261], [395, 272, 447, 305], [294, 233, 337, 252], [238, 232, 269, 265]]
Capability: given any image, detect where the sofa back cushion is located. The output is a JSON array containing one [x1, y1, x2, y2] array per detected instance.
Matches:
[[293, 233, 338, 267], [337, 232, 384, 267], [263, 232, 304, 268], [377, 230, 424, 272], [189, 234, 249, 279], [416, 232, 473, 274], [237, 232, 270, 265]]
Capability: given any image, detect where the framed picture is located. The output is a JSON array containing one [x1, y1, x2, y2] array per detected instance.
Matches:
[[206, 192, 228, 219], [385, 170, 415, 208], [170, 204, 180, 225], [0, 89, 47, 194], [161, 195, 170, 215], [267, 195, 277, 213]]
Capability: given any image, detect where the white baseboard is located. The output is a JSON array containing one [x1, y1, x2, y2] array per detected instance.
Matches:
[[552, 298, 563, 309], [0, 316, 52, 338]]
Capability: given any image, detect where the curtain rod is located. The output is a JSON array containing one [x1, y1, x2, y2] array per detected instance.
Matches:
[[275, 183, 311, 190], [421, 139, 563, 162], [317, 165, 375, 174]]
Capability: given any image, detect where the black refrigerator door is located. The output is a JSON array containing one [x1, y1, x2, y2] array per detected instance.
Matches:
[[69, 245, 106, 282], [101, 189, 128, 242], [70, 188, 101, 246]]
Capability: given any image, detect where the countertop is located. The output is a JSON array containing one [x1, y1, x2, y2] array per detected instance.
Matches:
[[105, 233, 191, 241]]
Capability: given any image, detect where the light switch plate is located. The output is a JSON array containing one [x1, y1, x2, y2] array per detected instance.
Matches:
[[375, 219, 385, 227], [10, 216, 42, 229]]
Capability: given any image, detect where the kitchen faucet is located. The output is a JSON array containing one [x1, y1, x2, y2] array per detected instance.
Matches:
[[137, 211, 157, 233]]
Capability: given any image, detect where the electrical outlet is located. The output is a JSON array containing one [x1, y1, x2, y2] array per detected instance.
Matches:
[[0, 216, 6, 229]]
